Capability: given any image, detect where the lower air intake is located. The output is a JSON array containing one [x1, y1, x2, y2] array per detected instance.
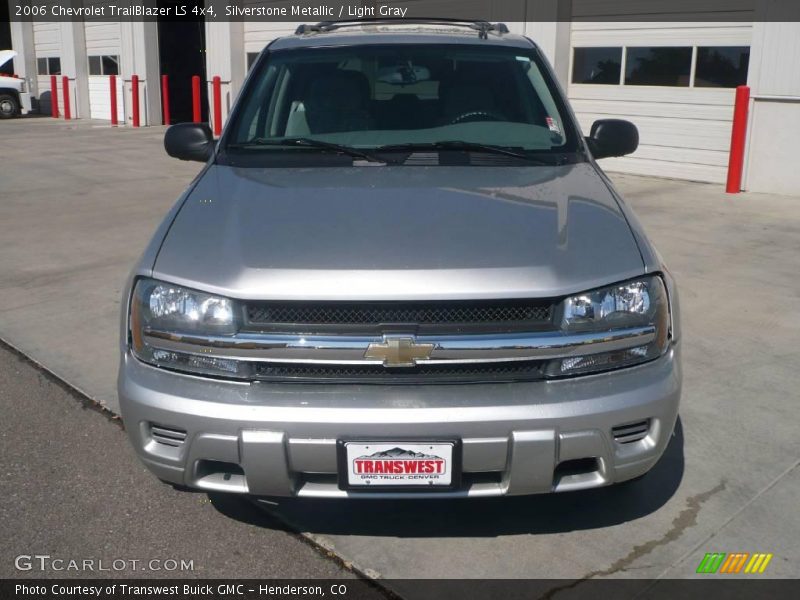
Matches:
[[612, 419, 651, 444], [150, 424, 187, 447]]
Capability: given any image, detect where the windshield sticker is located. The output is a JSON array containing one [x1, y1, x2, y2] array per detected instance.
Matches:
[[546, 116, 561, 134]]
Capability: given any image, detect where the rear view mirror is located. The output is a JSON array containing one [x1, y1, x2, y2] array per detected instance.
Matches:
[[586, 119, 639, 159], [377, 63, 431, 84], [164, 123, 214, 162]]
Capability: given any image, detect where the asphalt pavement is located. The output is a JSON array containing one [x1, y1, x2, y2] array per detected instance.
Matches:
[[0, 341, 379, 585]]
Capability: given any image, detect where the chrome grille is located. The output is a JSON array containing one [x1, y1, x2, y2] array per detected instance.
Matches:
[[244, 299, 554, 334]]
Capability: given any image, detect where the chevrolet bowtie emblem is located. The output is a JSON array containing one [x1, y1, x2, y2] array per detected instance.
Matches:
[[364, 337, 435, 368]]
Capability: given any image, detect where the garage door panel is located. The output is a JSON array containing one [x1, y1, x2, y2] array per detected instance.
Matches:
[[570, 98, 733, 121], [612, 144, 729, 167], [571, 24, 751, 47], [33, 22, 63, 115], [33, 22, 60, 54], [83, 15, 121, 121], [597, 156, 726, 184], [568, 85, 736, 106], [84, 22, 121, 55], [87, 76, 124, 121], [576, 113, 732, 151]]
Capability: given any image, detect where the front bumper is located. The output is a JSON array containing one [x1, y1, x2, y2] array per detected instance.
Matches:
[[118, 346, 681, 498]]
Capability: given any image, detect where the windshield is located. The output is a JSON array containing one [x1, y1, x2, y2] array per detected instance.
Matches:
[[226, 44, 577, 159]]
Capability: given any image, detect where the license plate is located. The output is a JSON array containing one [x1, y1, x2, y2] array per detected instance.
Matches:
[[342, 442, 455, 487]]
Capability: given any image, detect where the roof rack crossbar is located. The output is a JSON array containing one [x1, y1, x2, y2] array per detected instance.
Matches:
[[294, 18, 510, 38]]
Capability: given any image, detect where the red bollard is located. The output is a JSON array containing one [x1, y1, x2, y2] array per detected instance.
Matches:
[[161, 74, 170, 125], [726, 85, 751, 194], [191, 75, 201, 123], [212, 76, 222, 136], [50, 75, 58, 117], [131, 74, 140, 127], [62, 75, 71, 120], [109, 74, 118, 126]]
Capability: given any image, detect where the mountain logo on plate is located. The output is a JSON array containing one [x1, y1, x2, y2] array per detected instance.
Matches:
[[353, 447, 445, 475]]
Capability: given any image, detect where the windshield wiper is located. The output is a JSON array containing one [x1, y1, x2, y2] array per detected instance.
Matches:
[[375, 141, 566, 165], [228, 137, 393, 164]]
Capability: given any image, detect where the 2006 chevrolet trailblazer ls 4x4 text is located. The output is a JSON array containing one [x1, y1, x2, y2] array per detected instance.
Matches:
[[118, 20, 681, 498]]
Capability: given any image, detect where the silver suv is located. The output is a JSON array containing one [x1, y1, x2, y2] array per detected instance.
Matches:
[[118, 20, 680, 498]]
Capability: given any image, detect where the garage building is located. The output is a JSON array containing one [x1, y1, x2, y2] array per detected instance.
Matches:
[[6, 0, 800, 195]]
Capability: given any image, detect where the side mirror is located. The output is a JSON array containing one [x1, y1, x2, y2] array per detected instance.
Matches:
[[586, 119, 639, 159], [164, 123, 214, 162]]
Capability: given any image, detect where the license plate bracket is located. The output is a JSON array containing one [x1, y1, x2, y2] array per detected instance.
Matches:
[[337, 439, 462, 491]]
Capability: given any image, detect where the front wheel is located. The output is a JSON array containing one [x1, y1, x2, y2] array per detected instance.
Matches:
[[0, 93, 20, 119]]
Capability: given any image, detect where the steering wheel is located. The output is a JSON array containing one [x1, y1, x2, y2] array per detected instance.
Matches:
[[449, 110, 506, 125]]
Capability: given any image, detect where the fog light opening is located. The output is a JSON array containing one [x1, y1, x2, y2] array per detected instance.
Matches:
[[194, 460, 248, 493], [554, 457, 600, 479]]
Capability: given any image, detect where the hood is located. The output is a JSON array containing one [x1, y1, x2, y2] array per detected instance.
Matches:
[[0, 50, 17, 70], [152, 162, 645, 300]]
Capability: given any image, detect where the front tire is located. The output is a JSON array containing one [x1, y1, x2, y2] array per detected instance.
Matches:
[[0, 93, 20, 118]]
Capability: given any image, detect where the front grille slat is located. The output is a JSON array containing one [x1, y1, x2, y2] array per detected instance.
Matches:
[[245, 299, 554, 335], [252, 360, 544, 384]]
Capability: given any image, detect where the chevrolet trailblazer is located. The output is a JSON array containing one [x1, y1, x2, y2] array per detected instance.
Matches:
[[118, 20, 681, 498]]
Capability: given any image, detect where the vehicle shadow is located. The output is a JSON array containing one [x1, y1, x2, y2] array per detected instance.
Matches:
[[209, 418, 684, 538]]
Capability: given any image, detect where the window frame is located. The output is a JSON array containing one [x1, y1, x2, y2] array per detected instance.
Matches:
[[87, 54, 120, 76], [623, 46, 694, 88], [37, 56, 61, 76], [570, 44, 750, 89], [694, 45, 750, 89], [571, 47, 623, 85]]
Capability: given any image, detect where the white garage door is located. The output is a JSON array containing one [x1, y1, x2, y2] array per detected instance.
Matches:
[[84, 19, 124, 121], [87, 75, 124, 121], [568, 2, 754, 183], [33, 22, 62, 116]]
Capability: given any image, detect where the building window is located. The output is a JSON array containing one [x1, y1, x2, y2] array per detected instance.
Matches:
[[37, 56, 61, 75], [88, 55, 119, 76], [625, 47, 692, 87], [695, 46, 749, 88], [572, 45, 750, 89], [572, 47, 622, 84], [247, 52, 259, 70]]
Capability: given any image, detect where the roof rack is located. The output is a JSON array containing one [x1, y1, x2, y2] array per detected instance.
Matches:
[[295, 19, 510, 39]]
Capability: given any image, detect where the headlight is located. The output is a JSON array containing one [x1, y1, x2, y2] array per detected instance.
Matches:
[[130, 278, 247, 378], [547, 275, 670, 377], [133, 279, 236, 335]]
